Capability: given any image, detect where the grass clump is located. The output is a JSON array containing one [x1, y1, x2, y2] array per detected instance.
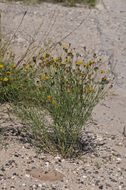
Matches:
[[0, 38, 110, 158], [63, 0, 96, 7], [0, 0, 97, 7]]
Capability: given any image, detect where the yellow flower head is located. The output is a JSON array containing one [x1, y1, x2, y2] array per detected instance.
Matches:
[[76, 62, 79, 66], [62, 62, 66, 65], [66, 58, 70, 62], [67, 89, 71, 94], [3, 77, 8, 82], [90, 60, 94, 64], [7, 71, 11, 74], [25, 66, 29, 70], [66, 79, 69, 83], [79, 61, 83, 65], [54, 57, 58, 61], [12, 65, 16, 69], [45, 61, 49, 65], [52, 100, 56, 104], [83, 64, 86, 67], [41, 77, 45, 80], [102, 77, 107, 81], [46, 77, 49, 80], [99, 57, 103, 61], [101, 69, 104, 73], [43, 54, 47, 59], [88, 87, 92, 92], [63, 46, 67, 50], [47, 95, 51, 99], [76, 62, 83, 66], [0, 65, 4, 68]]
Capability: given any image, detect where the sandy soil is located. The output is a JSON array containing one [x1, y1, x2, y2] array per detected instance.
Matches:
[[0, 0, 126, 189]]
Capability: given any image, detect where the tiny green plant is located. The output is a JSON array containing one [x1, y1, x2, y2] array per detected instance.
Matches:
[[0, 37, 111, 158]]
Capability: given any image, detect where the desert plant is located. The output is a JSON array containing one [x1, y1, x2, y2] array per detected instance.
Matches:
[[2, 42, 110, 158]]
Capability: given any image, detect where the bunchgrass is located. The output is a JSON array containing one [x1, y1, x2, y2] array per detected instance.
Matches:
[[0, 0, 97, 7], [0, 37, 110, 158]]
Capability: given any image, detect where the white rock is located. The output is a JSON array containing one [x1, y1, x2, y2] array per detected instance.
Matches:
[[82, 175, 87, 179], [25, 174, 30, 178], [116, 158, 121, 161], [55, 155, 61, 160], [38, 184, 42, 188]]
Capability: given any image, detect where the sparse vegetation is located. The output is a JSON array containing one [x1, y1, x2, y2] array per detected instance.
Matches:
[[0, 0, 97, 6]]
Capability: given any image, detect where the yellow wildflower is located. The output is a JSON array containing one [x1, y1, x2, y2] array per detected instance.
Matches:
[[79, 61, 83, 65], [54, 57, 58, 61], [102, 77, 107, 81], [66, 58, 70, 62], [45, 61, 49, 65], [63, 46, 67, 49], [62, 62, 66, 65], [83, 64, 86, 67], [46, 77, 49, 80], [0, 65, 4, 68], [52, 100, 56, 104], [76, 62, 83, 66], [43, 54, 47, 59], [41, 77, 45, 80], [25, 66, 29, 70], [99, 57, 103, 61], [12, 65, 16, 68], [3, 77, 8, 82], [88, 87, 92, 92], [66, 79, 69, 83], [90, 60, 94, 64], [67, 89, 70, 94], [7, 71, 11, 74], [47, 95, 51, 99], [101, 69, 104, 73]]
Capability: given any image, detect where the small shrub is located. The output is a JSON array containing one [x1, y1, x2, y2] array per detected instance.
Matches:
[[0, 38, 110, 158]]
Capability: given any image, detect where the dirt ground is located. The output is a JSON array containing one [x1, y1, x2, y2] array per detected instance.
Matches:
[[0, 0, 126, 189]]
